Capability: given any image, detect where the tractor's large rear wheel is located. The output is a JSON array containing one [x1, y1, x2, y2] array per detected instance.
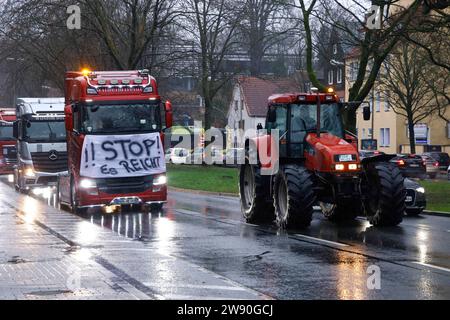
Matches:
[[320, 201, 361, 222], [239, 164, 274, 223], [363, 163, 405, 226], [273, 165, 316, 229]]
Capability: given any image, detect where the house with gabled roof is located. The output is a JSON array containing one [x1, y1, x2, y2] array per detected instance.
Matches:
[[226, 76, 300, 148]]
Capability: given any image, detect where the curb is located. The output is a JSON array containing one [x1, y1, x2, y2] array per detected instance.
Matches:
[[422, 210, 450, 217], [168, 186, 238, 198]]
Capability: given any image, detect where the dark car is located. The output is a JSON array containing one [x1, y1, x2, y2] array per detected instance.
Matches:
[[390, 154, 426, 178], [422, 152, 450, 171], [359, 150, 385, 159], [404, 178, 427, 215]]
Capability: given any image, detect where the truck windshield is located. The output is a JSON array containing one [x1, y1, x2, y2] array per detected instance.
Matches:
[[24, 120, 66, 142], [81, 103, 161, 134], [0, 124, 14, 140], [290, 103, 344, 139]]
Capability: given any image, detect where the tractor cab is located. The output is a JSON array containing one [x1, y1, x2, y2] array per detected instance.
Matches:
[[265, 94, 344, 160]]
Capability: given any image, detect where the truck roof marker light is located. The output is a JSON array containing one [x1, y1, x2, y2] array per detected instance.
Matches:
[[327, 87, 334, 94], [98, 79, 107, 85], [134, 79, 143, 84], [122, 79, 130, 85], [298, 95, 306, 101], [326, 95, 333, 101], [81, 69, 92, 76], [110, 80, 119, 85]]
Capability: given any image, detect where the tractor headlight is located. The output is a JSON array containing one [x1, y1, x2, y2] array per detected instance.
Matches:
[[153, 175, 167, 186], [80, 178, 97, 189], [334, 164, 345, 171], [416, 187, 425, 194]]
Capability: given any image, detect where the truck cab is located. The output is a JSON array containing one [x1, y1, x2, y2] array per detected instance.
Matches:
[[0, 109, 17, 176], [13, 98, 67, 193], [59, 69, 173, 214]]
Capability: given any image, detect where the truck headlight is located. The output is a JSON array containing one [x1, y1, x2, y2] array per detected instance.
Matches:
[[153, 175, 167, 186], [24, 168, 35, 178], [416, 187, 425, 193], [80, 178, 97, 189]]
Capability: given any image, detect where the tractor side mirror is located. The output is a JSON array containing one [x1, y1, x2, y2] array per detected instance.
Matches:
[[13, 121, 20, 140], [65, 105, 73, 132], [363, 106, 371, 121], [165, 100, 173, 129], [268, 108, 276, 123]]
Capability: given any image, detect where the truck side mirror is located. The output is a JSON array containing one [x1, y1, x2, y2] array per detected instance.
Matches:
[[65, 105, 73, 132], [13, 121, 19, 140], [165, 100, 173, 129], [363, 106, 371, 121], [257, 123, 263, 130]]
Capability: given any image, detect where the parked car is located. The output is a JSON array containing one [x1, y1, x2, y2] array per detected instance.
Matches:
[[225, 148, 245, 165], [421, 155, 440, 179], [422, 152, 450, 172], [359, 150, 385, 159], [390, 154, 426, 178], [404, 178, 427, 216], [447, 165, 450, 180], [167, 148, 191, 165]]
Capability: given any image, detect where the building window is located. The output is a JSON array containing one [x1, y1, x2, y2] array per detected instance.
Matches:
[[333, 44, 337, 55], [375, 91, 381, 112], [384, 92, 390, 111], [349, 62, 359, 81], [362, 128, 366, 139], [368, 128, 373, 138], [328, 70, 334, 85], [337, 68, 342, 84], [380, 128, 390, 147]]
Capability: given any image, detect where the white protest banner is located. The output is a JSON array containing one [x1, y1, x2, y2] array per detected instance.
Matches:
[[80, 132, 166, 178]]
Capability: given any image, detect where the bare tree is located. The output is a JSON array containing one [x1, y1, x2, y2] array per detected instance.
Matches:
[[239, 0, 297, 76], [181, 0, 241, 129], [293, 0, 425, 132], [379, 41, 443, 153]]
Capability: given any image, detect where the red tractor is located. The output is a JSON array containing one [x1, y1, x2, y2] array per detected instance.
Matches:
[[239, 90, 405, 228]]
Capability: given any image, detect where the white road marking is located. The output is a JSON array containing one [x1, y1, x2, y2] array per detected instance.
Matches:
[[143, 283, 246, 291], [294, 234, 349, 247], [413, 262, 450, 273]]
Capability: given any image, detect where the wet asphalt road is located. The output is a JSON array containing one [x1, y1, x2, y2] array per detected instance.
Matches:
[[2, 177, 450, 299]]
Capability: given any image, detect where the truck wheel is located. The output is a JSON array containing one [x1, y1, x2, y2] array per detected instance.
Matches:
[[150, 203, 164, 211], [239, 164, 274, 223], [70, 178, 87, 215], [320, 201, 361, 222], [273, 165, 316, 229], [363, 163, 405, 226]]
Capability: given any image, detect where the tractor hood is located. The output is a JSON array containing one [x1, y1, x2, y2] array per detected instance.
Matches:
[[305, 133, 360, 172]]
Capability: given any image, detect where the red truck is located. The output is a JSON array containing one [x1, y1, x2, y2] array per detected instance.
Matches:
[[58, 69, 173, 214], [0, 109, 17, 176]]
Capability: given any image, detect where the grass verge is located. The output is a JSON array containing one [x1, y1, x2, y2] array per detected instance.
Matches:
[[419, 180, 450, 213], [167, 164, 239, 195]]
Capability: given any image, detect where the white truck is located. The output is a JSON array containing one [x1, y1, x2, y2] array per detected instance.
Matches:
[[13, 98, 67, 193]]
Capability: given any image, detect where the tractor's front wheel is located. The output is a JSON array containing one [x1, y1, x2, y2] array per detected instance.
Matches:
[[363, 163, 405, 226], [273, 165, 316, 229], [239, 164, 274, 223]]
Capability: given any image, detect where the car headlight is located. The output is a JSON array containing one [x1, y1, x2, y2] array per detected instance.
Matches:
[[153, 175, 167, 186], [24, 168, 35, 178], [80, 178, 97, 189], [416, 187, 425, 193]]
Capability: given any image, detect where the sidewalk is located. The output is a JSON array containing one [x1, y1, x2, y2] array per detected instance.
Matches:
[[0, 182, 266, 300]]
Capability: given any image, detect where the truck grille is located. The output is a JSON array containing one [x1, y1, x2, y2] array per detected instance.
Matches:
[[31, 151, 68, 173], [97, 176, 153, 195], [3, 145, 17, 164]]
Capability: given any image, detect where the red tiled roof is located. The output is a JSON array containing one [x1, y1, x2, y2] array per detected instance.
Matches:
[[238, 76, 299, 117]]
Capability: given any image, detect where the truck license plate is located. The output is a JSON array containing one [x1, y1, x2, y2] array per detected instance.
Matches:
[[406, 196, 413, 202], [111, 197, 141, 205], [410, 164, 419, 167]]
